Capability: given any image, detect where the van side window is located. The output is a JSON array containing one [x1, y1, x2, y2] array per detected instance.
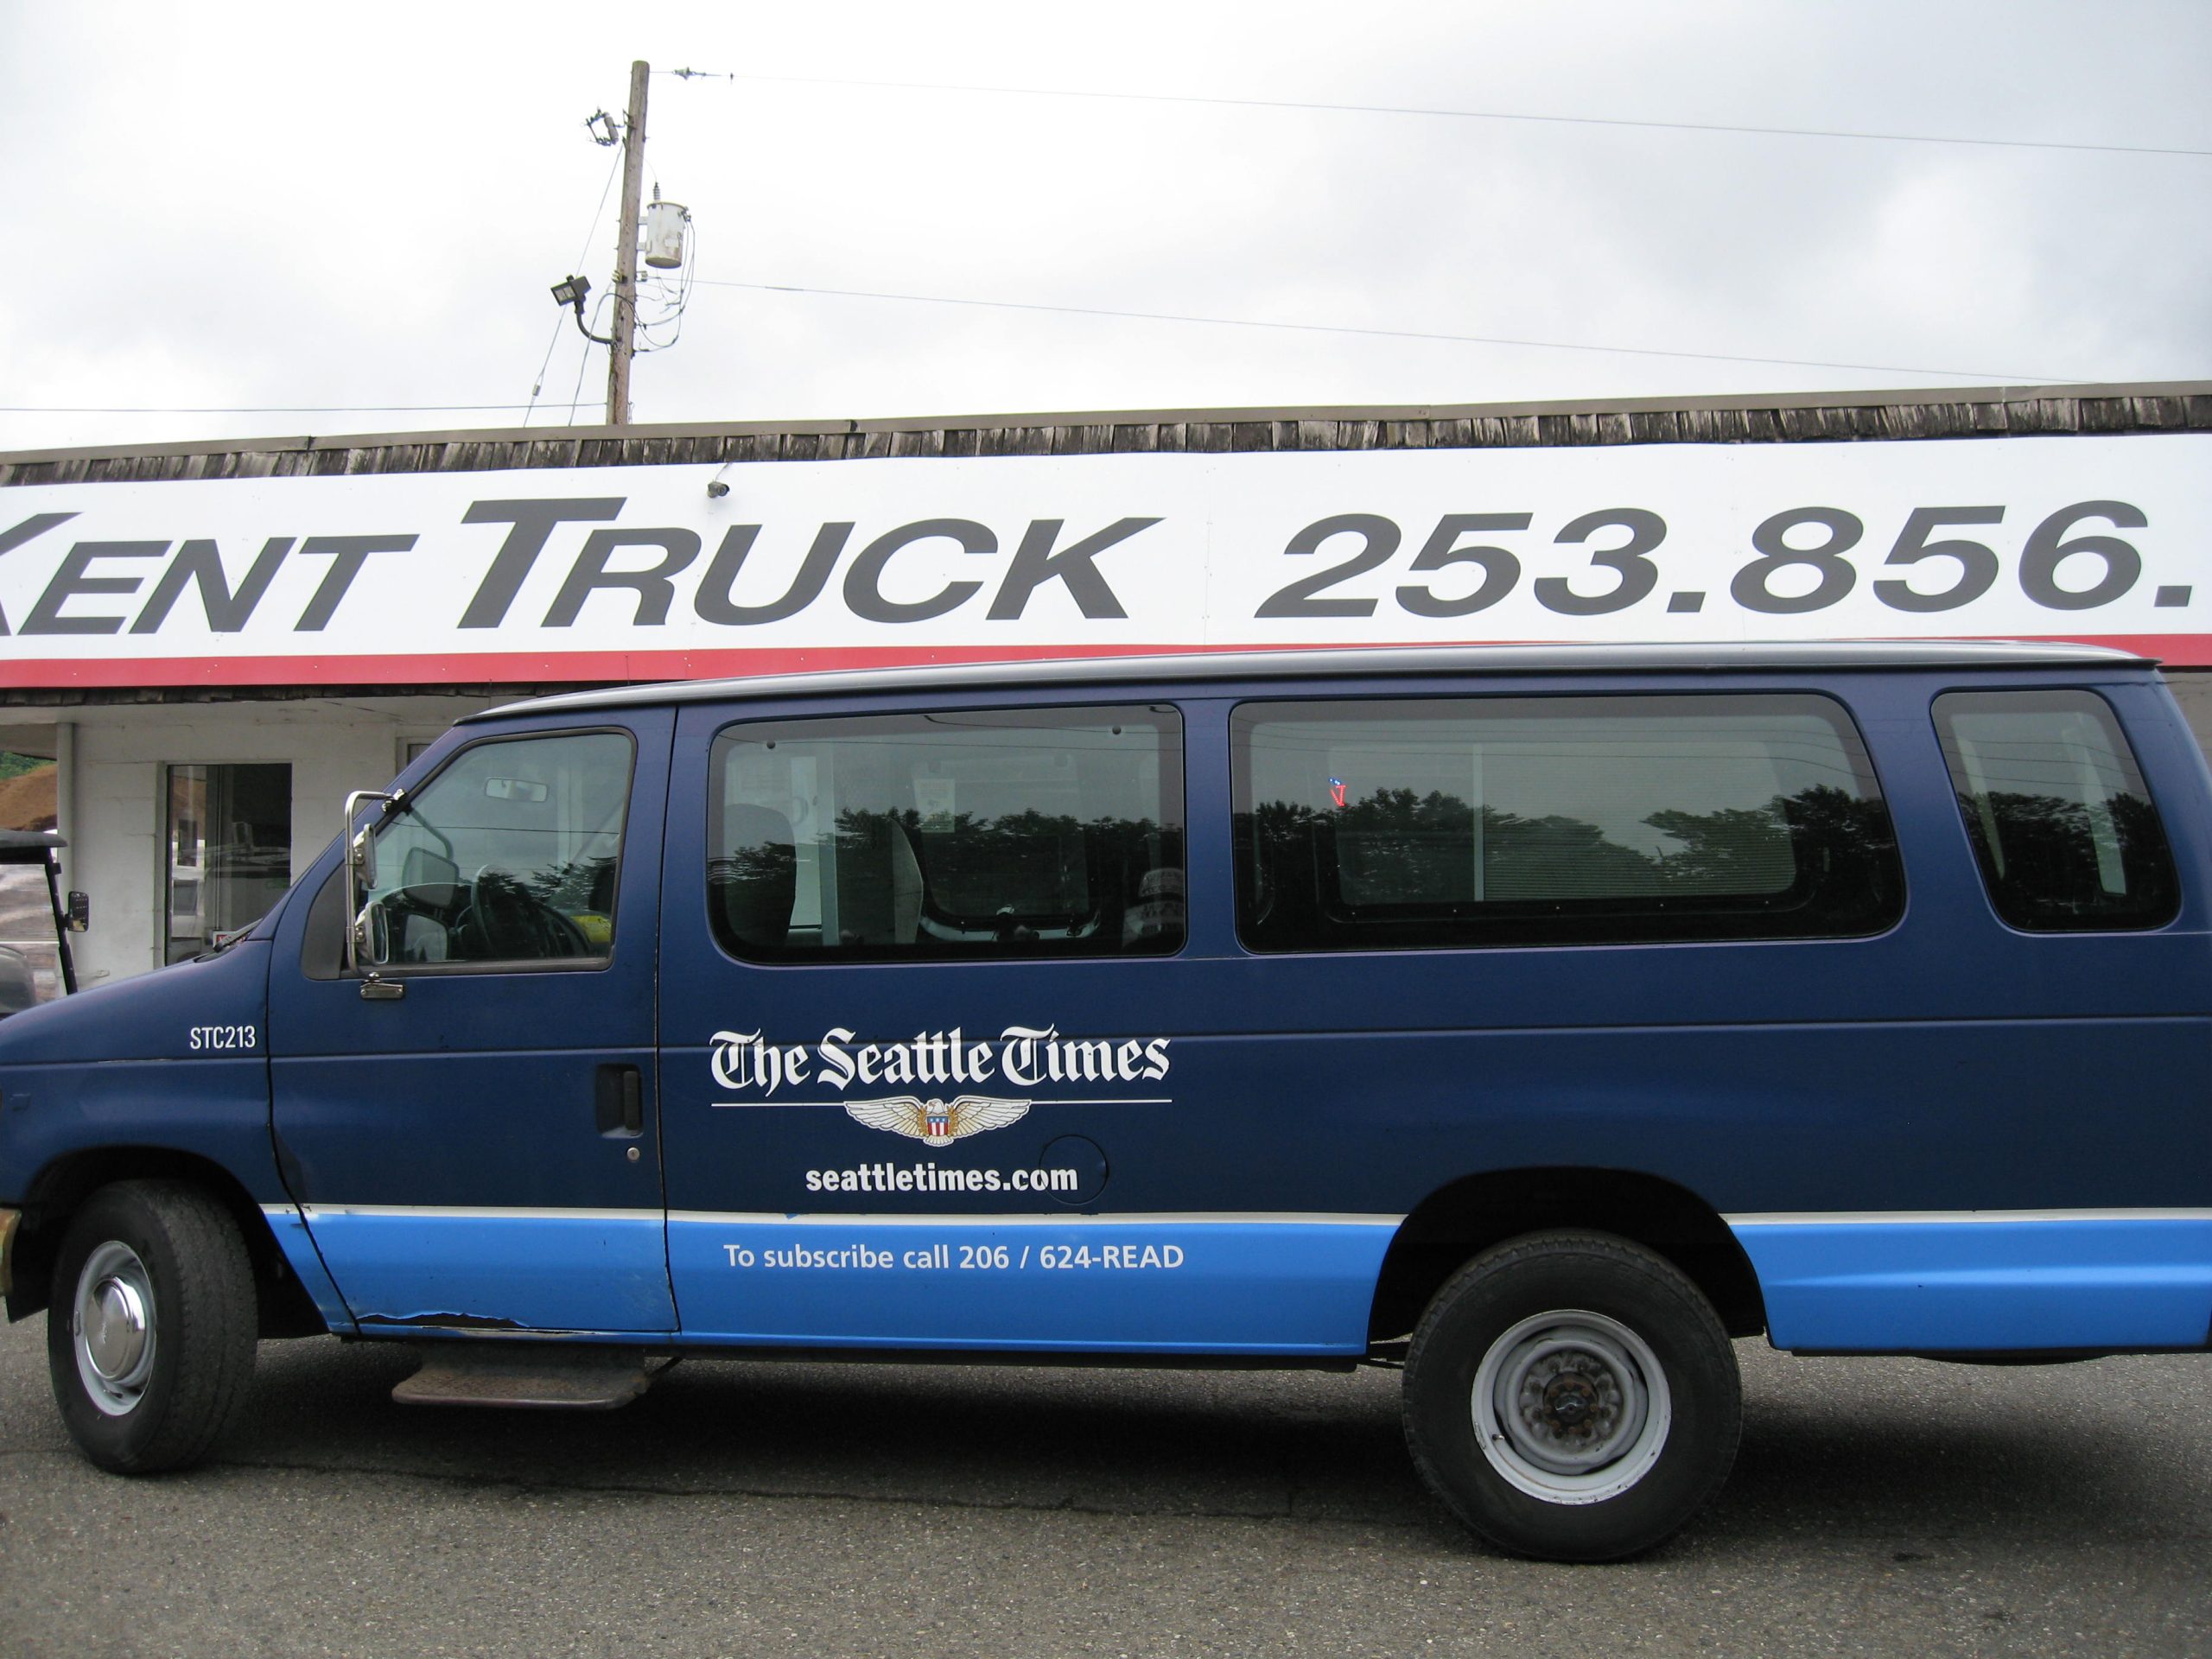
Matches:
[[1933, 690, 2177, 932], [362, 730, 633, 965], [709, 706, 1185, 963], [1233, 694, 1901, 951]]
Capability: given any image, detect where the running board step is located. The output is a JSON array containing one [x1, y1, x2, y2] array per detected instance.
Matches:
[[391, 1345, 659, 1410]]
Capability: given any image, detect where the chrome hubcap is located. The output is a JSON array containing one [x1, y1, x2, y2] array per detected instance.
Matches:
[[1472, 1309, 1670, 1504], [73, 1242, 156, 1415]]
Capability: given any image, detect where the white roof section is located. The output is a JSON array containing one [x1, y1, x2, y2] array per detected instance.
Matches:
[[474, 639, 2152, 721]]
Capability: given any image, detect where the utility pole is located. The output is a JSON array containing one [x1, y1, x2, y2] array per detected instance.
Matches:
[[607, 59, 650, 425]]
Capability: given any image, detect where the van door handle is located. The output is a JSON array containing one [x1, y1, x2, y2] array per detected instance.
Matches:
[[595, 1065, 644, 1137]]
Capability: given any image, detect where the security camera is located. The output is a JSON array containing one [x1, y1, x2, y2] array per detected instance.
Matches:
[[706, 480, 730, 499]]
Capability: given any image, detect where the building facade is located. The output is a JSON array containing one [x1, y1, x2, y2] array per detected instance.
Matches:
[[3, 382, 2207, 993]]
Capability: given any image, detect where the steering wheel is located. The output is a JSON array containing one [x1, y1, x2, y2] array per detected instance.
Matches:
[[460, 864, 590, 961]]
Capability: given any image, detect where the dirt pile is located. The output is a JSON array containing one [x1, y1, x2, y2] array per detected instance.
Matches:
[[0, 765, 57, 832]]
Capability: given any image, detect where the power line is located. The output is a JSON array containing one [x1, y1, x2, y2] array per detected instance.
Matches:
[[566, 290, 614, 426], [695, 276, 2082, 384], [0, 401, 594, 415], [0, 273, 2103, 420], [522, 313, 573, 428], [715, 71, 2212, 160], [637, 219, 698, 353]]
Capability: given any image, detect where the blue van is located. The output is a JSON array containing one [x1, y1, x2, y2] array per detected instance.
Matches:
[[3, 642, 2208, 1560]]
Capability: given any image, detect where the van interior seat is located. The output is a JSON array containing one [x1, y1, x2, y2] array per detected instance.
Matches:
[[720, 804, 798, 948], [889, 817, 925, 944], [587, 857, 618, 915]]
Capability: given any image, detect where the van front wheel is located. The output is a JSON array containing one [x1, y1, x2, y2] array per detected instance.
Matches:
[[1402, 1231, 1740, 1561], [45, 1180, 257, 1474]]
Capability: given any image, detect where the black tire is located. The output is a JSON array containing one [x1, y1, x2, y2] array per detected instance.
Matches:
[[1402, 1230, 1740, 1562], [45, 1179, 257, 1474]]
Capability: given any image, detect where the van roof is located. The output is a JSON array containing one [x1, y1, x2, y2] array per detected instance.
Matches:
[[468, 639, 2151, 723]]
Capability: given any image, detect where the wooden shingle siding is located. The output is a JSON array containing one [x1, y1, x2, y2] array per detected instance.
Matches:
[[5, 384, 2209, 486]]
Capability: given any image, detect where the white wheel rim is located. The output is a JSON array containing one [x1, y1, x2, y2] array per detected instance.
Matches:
[[73, 1240, 156, 1417], [1471, 1308, 1671, 1505]]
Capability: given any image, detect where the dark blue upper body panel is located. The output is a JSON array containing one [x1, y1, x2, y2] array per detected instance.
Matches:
[[0, 930, 271, 1065], [2, 645, 2206, 1356], [647, 660, 2212, 1232], [0, 938, 282, 1206]]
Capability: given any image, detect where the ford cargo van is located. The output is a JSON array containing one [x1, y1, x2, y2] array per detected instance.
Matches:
[[3, 642, 2208, 1560]]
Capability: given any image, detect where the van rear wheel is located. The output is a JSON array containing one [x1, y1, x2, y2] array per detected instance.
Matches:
[[1402, 1230, 1740, 1561], [45, 1180, 257, 1474]]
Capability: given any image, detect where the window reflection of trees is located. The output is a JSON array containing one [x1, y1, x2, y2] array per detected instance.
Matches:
[[1249, 781, 1899, 918], [706, 847, 791, 889], [1965, 789, 2166, 918], [521, 852, 620, 915], [711, 805, 1178, 952], [862, 805, 1172, 922]]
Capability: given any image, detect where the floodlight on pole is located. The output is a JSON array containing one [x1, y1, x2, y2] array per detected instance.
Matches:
[[550, 274, 613, 345]]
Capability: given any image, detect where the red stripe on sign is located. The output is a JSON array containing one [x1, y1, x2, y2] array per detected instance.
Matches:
[[0, 633, 2204, 689], [0, 644, 1222, 689]]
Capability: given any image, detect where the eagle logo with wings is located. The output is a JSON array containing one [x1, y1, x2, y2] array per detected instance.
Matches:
[[842, 1095, 1032, 1149]]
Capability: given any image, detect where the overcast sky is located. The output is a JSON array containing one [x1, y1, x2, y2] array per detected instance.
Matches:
[[3, 1, 2207, 454]]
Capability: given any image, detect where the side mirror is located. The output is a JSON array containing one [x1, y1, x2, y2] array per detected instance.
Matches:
[[352, 900, 390, 967], [65, 891, 88, 932], [348, 823, 378, 892], [339, 789, 397, 974]]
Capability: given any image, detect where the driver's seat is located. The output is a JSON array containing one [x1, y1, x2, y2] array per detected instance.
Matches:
[[464, 868, 544, 961]]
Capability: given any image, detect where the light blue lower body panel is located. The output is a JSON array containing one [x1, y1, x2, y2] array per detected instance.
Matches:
[[666, 1213, 1402, 1354], [260, 1205, 359, 1336], [1731, 1213, 2212, 1352], [296, 1206, 676, 1336]]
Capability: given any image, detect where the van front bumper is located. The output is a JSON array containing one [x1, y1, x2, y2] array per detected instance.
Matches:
[[0, 1207, 17, 1297]]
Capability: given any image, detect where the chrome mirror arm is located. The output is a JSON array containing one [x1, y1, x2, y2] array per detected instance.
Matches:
[[340, 790, 397, 976]]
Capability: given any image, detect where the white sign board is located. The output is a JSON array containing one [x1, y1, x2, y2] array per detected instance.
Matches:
[[2, 432, 2207, 686]]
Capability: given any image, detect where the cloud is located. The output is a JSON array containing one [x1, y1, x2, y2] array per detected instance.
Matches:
[[2, 0, 2205, 452]]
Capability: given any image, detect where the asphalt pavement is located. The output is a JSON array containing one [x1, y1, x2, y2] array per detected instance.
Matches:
[[0, 1316, 2206, 1657]]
